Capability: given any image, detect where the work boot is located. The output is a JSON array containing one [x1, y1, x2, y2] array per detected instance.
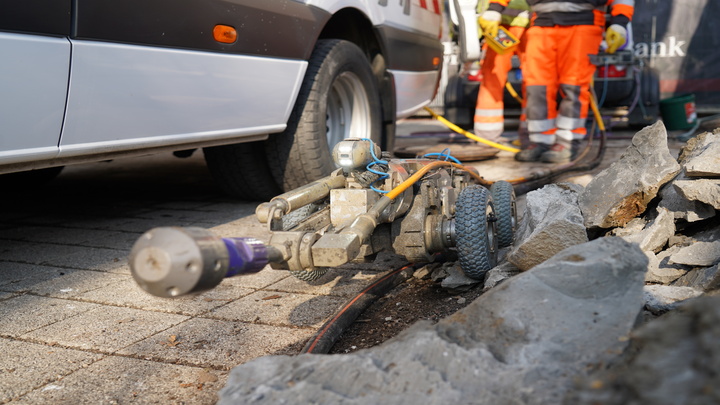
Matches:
[[514, 142, 550, 162], [541, 142, 572, 163]]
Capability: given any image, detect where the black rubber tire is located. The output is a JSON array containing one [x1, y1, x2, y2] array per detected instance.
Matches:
[[490, 180, 517, 248], [455, 185, 497, 280], [203, 141, 283, 201], [266, 39, 383, 192], [290, 268, 329, 282]]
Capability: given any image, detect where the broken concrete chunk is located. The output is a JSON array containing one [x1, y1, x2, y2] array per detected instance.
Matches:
[[673, 179, 720, 210], [643, 284, 703, 314], [579, 121, 681, 229], [219, 238, 647, 405], [658, 176, 715, 222], [620, 207, 675, 253], [672, 264, 720, 291], [508, 183, 588, 271], [567, 295, 720, 405], [482, 261, 521, 291], [677, 130, 720, 177], [609, 217, 647, 237], [668, 240, 720, 267], [440, 262, 481, 293], [644, 251, 688, 284]]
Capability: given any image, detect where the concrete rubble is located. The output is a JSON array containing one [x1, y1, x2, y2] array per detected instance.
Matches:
[[219, 124, 720, 403]]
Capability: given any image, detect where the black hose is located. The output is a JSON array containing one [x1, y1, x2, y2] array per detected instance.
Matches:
[[301, 262, 419, 354]]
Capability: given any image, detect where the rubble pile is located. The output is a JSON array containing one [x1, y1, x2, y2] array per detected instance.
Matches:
[[219, 121, 720, 404]]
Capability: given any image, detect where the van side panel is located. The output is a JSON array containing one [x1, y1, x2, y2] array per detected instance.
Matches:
[[74, 0, 330, 60], [60, 41, 307, 154]]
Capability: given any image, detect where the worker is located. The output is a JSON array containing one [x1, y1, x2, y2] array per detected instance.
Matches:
[[481, 0, 634, 163], [475, 0, 531, 151]]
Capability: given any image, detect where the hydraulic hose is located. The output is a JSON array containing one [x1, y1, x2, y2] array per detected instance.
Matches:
[[302, 263, 418, 354], [423, 106, 520, 153]]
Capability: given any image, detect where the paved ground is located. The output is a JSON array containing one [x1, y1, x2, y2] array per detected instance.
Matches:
[[0, 118, 688, 404]]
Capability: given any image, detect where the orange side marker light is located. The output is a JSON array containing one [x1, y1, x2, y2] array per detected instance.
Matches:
[[213, 25, 237, 44]]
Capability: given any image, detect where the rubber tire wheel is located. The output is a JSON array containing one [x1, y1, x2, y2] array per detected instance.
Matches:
[[290, 268, 329, 282], [203, 141, 283, 201], [490, 181, 517, 248], [455, 185, 498, 280], [266, 39, 383, 192]]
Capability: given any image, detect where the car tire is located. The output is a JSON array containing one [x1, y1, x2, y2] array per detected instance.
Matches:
[[455, 185, 498, 280], [266, 39, 383, 192], [203, 141, 283, 201]]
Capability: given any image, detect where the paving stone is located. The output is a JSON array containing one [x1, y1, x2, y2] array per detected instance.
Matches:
[[221, 267, 290, 290], [118, 318, 314, 370], [0, 262, 72, 291], [208, 290, 345, 328], [13, 356, 225, 405], [77, 276, 255, 316], [23, 270, 126, 298], [21, 306, 188, 353], [0, 242, 77, 265], [0, 338, 103, 403], [39, 245, 128, 273], [0, 225, 137, 250], [0, 295, 100, 337]]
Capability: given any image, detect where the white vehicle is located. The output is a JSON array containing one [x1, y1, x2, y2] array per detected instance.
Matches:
[[0, 0, 443, 200]]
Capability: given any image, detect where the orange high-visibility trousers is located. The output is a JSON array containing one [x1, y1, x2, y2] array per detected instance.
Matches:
[[474, 25, 526, 142], [523, 24, 603, 145]]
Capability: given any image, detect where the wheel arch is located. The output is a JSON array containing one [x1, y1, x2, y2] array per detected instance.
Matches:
[[317, 9, 396, 151]]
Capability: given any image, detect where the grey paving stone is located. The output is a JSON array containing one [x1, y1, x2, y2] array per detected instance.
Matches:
[[0, 295, 100, 337], [0, 338, 103, 403], [268, 267, 380, 297], [221, 267, 290, 290], [0, 241, 76, 265], [0, 291, 18, 300], [21, 306, 188, 352], [118, 318, 313, 370], [209, 218, 270, 242], [13, 355, 226, 405], [208, 290, 345, 328], [39, 245, 129, 273], [77, 276, 255, 316], [0, 225, 138, 250], [0, 262, 74, 291], [23, 270, 126, 298]]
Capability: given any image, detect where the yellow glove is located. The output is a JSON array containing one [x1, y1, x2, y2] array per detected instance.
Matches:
[[605, 24, 627, 54], [478, 10, 501, 39]]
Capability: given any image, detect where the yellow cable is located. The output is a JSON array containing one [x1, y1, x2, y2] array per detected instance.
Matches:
[[423, 107, 520, 153], [505, 82, 523, 104], [386, 160, 491, 200]]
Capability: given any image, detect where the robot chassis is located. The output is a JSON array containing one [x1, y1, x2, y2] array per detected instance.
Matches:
[[129, 139, 518, 298]]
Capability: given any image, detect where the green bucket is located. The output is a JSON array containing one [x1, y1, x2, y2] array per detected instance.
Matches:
[[659, 94, 697, 130]]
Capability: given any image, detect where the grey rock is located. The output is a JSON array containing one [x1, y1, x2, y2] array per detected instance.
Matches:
[[579, 121, 681, 229], [508, 183, 588, 271], [674, 178, 720, 209], [609, 217, 647, 237], [441, 262, 481, 293], [669, 240, 720, 267], [413, 263, 440, 280], [658, 175, 715, 222], [673, 264, 720, 291], [644, 246, 689, 284], [644, 250, 687, 284], [678, 130, 720, 177], [620, 207, 675, 253], [482, 261, 521, 291], [566, 295, 720, 405], [219, 238, 647, 405], [643, 284, 702, 314]]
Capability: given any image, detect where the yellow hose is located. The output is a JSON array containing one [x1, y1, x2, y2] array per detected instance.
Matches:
[[386, 160, 492, 200], [422, 107, 520, 153]]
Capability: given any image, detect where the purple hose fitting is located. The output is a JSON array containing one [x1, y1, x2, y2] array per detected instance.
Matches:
[[222, 237, 269, 277]]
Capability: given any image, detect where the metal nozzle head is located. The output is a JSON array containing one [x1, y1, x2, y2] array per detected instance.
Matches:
[[129, 227, 229, 298]]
